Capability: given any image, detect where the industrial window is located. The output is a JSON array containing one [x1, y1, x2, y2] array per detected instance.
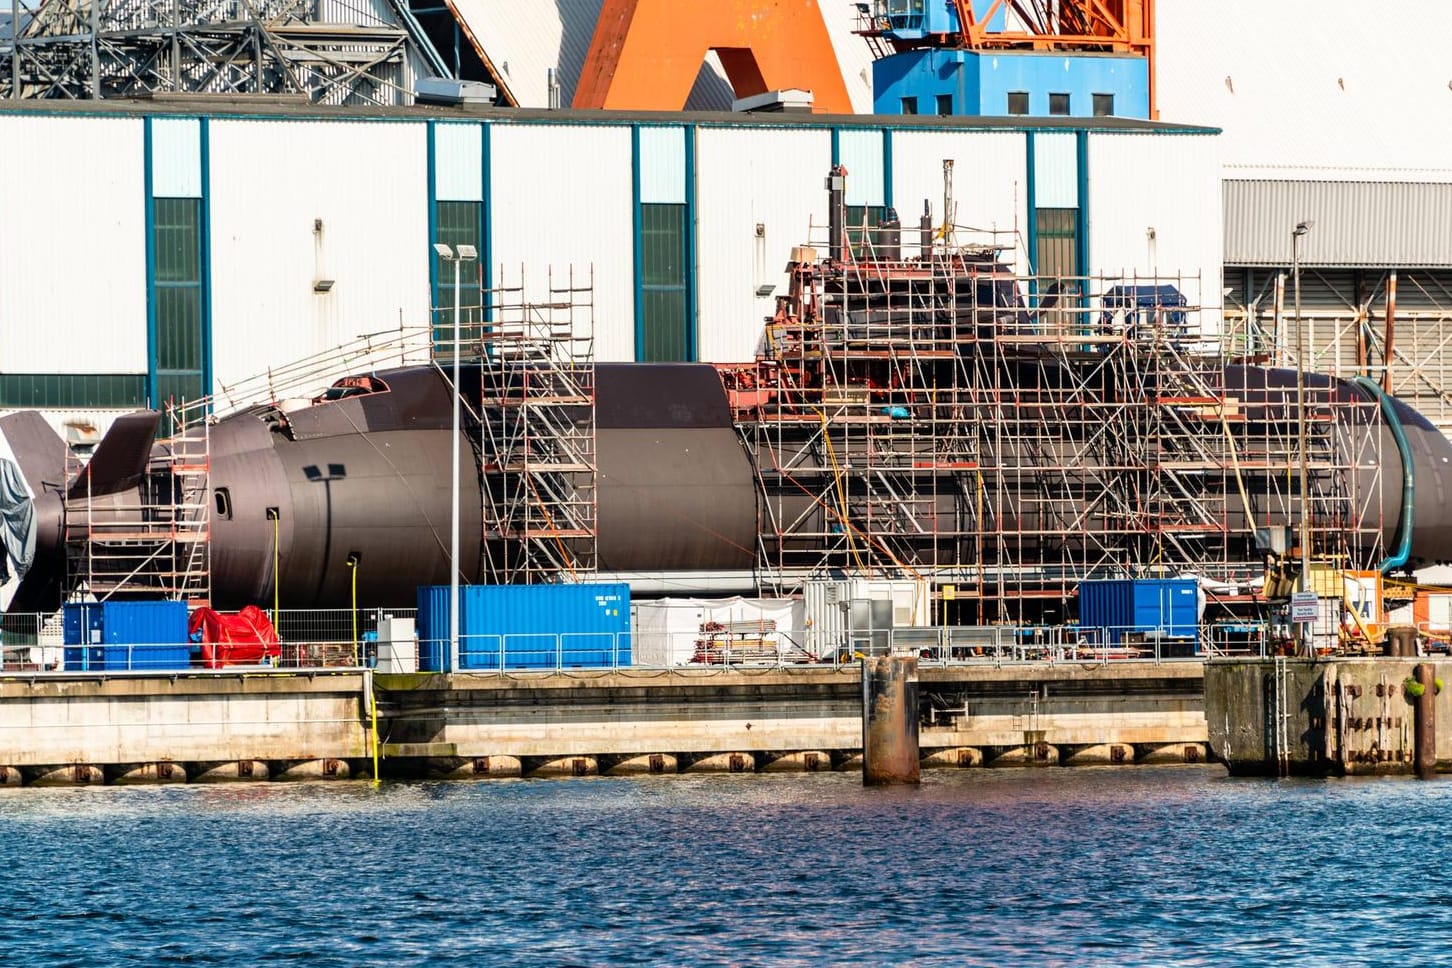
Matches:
[[1048, 93, 1070, 116], [432, 200, 484, 351], [1007, 92, 1029, 115], [0, 374, 146, 408], [900, 96, 918, 115], [640, 202, 690, 362], [1093, 93, 1114, 117], [846, 205, 887, 259], [152, 197, 205, 410], [936, 94, 953, 115], [1035, 208, 1078, 283]]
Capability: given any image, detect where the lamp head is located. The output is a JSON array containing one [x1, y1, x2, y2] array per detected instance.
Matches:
[[1293, 220, 1314, 237]]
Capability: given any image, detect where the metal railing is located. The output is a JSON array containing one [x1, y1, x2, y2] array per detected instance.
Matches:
[[0, 609, 1311, 675]]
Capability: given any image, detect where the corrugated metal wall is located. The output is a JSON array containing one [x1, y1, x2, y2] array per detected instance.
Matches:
[[695, 126, 832, 362], [1087, 132, 1223, 321], [207, 120, 429, 390], [0, 116, 147, 373], [488, 123, 634, 360], [890, 130, 1028, 260], [1224, 180, 1452, 268], [1157, 1, 1452, 174]]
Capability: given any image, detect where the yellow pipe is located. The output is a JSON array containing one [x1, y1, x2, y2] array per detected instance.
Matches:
[[270, 510, 280, 627], [369, 673, 381, 787], [349, 556, 359, 666]]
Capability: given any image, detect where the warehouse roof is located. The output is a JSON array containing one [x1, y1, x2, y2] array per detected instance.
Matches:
[[0, 97, 1219, 135]]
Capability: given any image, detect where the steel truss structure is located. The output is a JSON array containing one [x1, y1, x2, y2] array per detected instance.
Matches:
[[470, 269, 597, 585], [2, 0, 444, 104], [720, 238, 1390, 625]]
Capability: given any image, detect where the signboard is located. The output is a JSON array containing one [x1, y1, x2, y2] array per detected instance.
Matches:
[[1290, 591, 1319, 623]]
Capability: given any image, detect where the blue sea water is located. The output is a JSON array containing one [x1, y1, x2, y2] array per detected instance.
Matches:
[[2, 767, 1450, 967]]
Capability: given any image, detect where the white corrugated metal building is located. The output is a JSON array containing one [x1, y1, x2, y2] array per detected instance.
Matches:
[[434, 0, 1452, 438], [0, 102, 1220, 425], [1156, 0, 1452, 438]]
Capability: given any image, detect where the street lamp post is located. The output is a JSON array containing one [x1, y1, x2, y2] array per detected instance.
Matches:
[[433, 242, 478, 673], [1293, 219, 1313, 654]]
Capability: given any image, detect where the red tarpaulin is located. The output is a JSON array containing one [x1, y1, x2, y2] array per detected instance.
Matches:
[[189, 605, 281, 669]]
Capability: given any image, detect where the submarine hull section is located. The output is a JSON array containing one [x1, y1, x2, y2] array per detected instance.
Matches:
[[595, 363, 756, 573]]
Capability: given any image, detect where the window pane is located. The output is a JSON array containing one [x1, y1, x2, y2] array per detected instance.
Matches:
[[1093, 93, 1114, 117], [936, 94, 953, 115], [0, 374, 146, 408], [1035, 207, 1077, 280], [900, 97, 918, 115], [641, 204, 685, 287], [1007, 92, 1029, 115], [154, 198, 201, 283], [155, 372, 204, 408], [156, 285, 203, 370], [433, 200, 484, 348], [640, 202, 689, 362], [640, 290, 687, 362], [1048, 93, 1070, 116], [845, 205, 886, 258]]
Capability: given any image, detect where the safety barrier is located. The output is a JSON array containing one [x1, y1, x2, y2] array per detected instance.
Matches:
[[0, 608, 1267, 674]]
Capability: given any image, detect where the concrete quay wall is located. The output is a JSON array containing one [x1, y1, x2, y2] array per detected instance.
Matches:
[[0, 662, 1209, 784], [1205, 657, 1452, 776], [0, 671, 369, 780], [379, 662, 1209, 773]]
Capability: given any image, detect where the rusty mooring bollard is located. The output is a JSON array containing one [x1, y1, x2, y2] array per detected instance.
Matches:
[[862, 654, 920, 786], [1414, 663, 1437, 780]]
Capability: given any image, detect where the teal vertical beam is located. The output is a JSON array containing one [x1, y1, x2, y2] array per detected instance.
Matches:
[[481, 121, 493, 318], [830, 127, 841, 166], [199, 117, 213, 407], [426, 121, 438, 315], [631, 125, 644, 359], [1024, 130, 1038, 297], [143, 117, 157, 408], [684, 124, 698, 361], [882, 129, 894, 210], [1075, 129, 1090, 280]]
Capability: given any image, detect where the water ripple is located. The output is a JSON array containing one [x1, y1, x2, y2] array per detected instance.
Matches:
[[4, 768, 1452, 966]]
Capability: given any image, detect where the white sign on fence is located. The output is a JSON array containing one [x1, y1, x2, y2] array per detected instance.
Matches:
[[1290, 592, 1319, 623]]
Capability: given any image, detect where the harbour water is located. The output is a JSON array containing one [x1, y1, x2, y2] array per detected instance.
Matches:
[[4, 767, 1451, 967]]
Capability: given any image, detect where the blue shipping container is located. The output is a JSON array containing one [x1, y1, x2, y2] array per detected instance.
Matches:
[[416, 583, 631, 672], [63, 601, 191, 671], [1077, 579, 1200, 650]]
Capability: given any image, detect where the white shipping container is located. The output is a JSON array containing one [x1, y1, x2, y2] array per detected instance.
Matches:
[[632, 597, 805, 666]]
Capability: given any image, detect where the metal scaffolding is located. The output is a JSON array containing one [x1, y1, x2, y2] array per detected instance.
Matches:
[[2, 0, 444, 104], [64, 397, 211, 602], [469, 268, 598, 584], [721, 228, 1390, 625]]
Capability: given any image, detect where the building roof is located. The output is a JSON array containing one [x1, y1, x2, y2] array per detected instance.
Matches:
[[0, 96, 1218, 134]]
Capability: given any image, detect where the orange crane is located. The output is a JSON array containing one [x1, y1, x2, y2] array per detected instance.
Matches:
[[573, 0, 854, 114]]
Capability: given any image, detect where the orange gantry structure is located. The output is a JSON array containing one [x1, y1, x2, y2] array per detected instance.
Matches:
[[573, 0, 854, 113]]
